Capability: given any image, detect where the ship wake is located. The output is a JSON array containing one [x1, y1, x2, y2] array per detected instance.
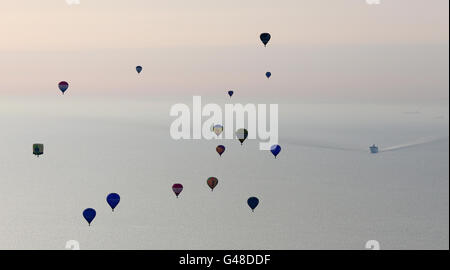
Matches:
[[284, 136, 448, 153], [380, 136, 448, 152]]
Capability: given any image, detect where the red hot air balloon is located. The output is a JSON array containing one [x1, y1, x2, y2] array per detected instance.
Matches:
[[207, 177, 218, 191], [172, 183, 183, 198], [216, 145, 225, 156]]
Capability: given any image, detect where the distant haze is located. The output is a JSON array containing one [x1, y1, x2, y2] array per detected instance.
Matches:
[[0, 0, 448, 103]]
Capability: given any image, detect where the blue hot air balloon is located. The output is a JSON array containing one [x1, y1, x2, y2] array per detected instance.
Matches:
[[83, 208, 96, 226], [58, 81, 69, 94], [260, 33, 271, 47], [270, 144, 281, 158], [228, 90, 234, 97], [247, 197, 259, 212], [106, 193, 120, 212], [136, 66, 142, 74], [266, 72, 271, 79]]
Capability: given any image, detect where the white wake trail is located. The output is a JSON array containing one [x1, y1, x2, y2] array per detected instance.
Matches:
[[283, 136, 448, 153], [283, 138, 365, 152], [380, 136, 448, 152]]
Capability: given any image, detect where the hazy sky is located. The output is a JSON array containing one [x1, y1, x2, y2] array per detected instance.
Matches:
[[0, 0, 448, 103], [0, 1, 448, 250]]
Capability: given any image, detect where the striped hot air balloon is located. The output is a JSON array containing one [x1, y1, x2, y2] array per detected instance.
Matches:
[[58, 81, 69, 94]]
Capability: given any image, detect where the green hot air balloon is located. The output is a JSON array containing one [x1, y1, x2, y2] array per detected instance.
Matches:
[[33, 144, 44, 157]]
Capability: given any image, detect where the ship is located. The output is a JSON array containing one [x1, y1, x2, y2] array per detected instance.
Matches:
[[369, 144, 378, 154]]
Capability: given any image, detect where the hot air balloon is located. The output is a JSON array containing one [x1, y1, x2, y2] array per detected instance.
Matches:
[[270, 144, 281, 158], [106, 193, 120, 212], [83, 208, 96, 226], [33, 143, 44, 157], [172, 183, 183, 198], [236, 128, 248, 145], [58, 81, 69, 94], [266, 72, 271, 79], [207, 177, 218, 191], [228, 90, 234, 97], [136, 66, 142, 74], [216, 145, 225, 156], [247, 197, 259, 212], [213, 124, 224, 136], [260, 33, 271, 47]]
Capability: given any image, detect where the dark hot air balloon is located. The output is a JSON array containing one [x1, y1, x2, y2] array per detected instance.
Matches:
[[33, 143, 44, 157], [136, 66, 142, 74], [216, 145, 225, 156], [247, 197, 259, 212], [266, 72, 271, 79], [207, 177, 218, 191], [172, 183, 183, 198], [228, 90, 234, 97], [270, 145, 281, 158], [106, 193, 120, 212], [83, 208, 96, 226], [236, 128, 248, 145], [58, 81, 69, 94], [260, 33, 271, 47]]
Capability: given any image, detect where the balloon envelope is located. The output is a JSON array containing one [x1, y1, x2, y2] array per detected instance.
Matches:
[[106, 193, 120, 211], [213, 124, 223, 136], [83, 208, 96, 225], [172, 183, 183, 198], [266, 72, 271, 79], [207, 177, 218, 191], [216, 145, 225, 156], [228, 90, 234, 97], [260, 33, 271, 47], [236, 128, 248, 145], [58, 81, 69, 94], [33, 143, 44, 156], [247, 197, 259, 212], [136, 66, 142, 73], [270, 144, 281, 158]]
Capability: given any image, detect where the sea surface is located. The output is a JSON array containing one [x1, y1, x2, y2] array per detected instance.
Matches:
[[0, 96, 448, 249]]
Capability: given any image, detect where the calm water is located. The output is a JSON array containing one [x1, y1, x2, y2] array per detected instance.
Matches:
[[0, 96, 448, 249]]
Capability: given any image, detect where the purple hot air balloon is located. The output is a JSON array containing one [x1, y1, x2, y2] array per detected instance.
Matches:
[[58, 81, 69, 94], [172, 183, 183, 198]]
